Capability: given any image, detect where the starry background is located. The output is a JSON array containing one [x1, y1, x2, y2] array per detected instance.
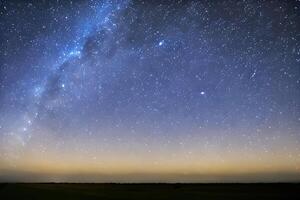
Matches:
[[0, 0, 299, 182]]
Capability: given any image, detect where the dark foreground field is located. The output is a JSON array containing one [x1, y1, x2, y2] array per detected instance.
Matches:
[[0, 183, 299, 199]]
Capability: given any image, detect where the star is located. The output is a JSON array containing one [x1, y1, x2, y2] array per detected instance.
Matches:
[[158, 40, 164, 46]]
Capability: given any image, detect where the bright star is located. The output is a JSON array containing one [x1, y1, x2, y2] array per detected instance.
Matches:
[[158, 40, 164, 46]]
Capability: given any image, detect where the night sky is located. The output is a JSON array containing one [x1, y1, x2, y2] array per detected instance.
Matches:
[[0, 0, 300, 183]]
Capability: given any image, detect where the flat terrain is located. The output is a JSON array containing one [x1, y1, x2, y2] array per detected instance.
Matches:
[[0, 183, 299, 199]]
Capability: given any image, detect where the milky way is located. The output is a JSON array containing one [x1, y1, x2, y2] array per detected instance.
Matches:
[[0, 0, 300, 182]]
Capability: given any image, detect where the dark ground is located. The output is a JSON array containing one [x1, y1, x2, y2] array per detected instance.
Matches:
[[0, 183, 299, 199]]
